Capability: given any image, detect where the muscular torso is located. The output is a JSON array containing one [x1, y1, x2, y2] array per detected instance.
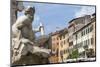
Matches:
[[12, 15, 35, 42], [21, 23, 35, 41]]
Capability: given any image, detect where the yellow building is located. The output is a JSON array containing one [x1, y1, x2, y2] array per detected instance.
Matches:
[[49, 28, 69, 63], [58, 29, 69, 63], [49, 31, 59, 63]]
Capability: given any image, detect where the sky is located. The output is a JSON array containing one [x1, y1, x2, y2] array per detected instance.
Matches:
[[17, 2, 95, 36]]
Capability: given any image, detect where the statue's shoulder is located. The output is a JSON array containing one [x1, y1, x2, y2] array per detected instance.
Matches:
[[16, 15, 28, 22]]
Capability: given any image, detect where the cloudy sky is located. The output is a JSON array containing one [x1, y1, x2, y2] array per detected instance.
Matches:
[[17, 2, 95, 36]]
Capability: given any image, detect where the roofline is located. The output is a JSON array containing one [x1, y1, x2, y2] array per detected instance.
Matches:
[[73, 17, 96, 34], [68, 16, 84, 24], [68, 14, 94, 24], [50, 28, 68, 36]]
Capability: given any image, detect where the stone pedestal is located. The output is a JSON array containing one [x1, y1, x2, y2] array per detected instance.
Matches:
[[12, 52, 49, 66]]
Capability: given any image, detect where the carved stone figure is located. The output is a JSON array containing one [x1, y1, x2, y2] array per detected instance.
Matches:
[[12, 6, 51, 64]]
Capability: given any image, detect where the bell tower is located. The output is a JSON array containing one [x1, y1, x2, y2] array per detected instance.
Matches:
[[40, 22, 45, 36]]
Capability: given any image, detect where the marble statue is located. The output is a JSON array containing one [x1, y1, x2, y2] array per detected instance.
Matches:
[[12, 6, 51, 64]]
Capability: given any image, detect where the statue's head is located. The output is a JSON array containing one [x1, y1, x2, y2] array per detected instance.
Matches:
[[24, 6, 35, 16]]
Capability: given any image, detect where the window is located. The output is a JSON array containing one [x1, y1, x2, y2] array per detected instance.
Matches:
[[86, 28, 88, 34], [57, 42, 59, 45], [88, 39, 89, 45], [57, 37, 59, 40], [52, 48, 55, 52], [60, 50, 63, 56], [91, 38, 94, 45], [81, 31, 83, 36], [84, 30, 85, 35], [90, 25, 93, 32], [64, 50, 66, 54], [69, 42, 73, 46], [88, 27, 90, 33]]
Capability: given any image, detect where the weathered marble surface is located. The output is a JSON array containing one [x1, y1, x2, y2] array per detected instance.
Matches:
[[12, 6, 51, 64]]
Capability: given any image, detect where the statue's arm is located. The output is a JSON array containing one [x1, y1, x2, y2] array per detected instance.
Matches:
[[15, 16, 27, 30]]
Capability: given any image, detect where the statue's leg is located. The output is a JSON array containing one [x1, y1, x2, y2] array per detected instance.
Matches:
[[12, 43, 27, 63], [25, 43, 34, 54], [21, 38, 34, 54], [21, 44, 29, 56]]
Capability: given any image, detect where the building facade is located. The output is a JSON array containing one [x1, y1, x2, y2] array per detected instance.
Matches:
[[49, 31, 60, 63], [49, 28, 69, 63], [58, 29, 69, 63], [68, 13, 96, 59]]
